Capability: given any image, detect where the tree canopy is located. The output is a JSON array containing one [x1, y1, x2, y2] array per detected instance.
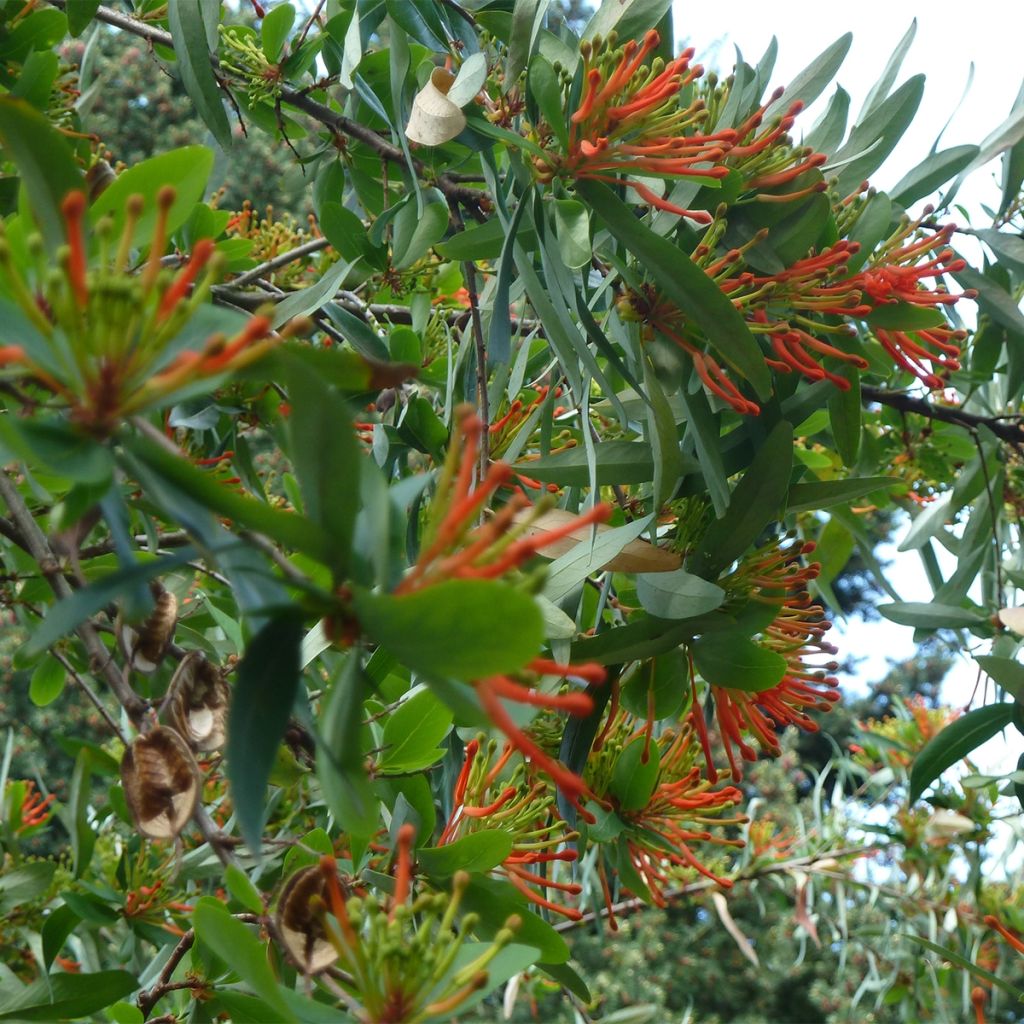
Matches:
[[0, 1, 1022, 1022]]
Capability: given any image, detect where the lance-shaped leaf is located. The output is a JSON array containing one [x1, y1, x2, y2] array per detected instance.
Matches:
[[909, 702, 1016, 803], [578, 181, 770, 400], [688, 421, 794, 579], [227, 612, 305, 854], [166, 0, 232, 151]]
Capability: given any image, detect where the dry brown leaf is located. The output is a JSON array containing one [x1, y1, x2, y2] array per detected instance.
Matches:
[[711, 890, 760, 967], [512, 507, 682, 574]]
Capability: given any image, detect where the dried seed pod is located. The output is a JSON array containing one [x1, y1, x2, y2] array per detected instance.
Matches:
[[276, 865, 340, 974], [405, 67, 467, 146], [167, 652, 229, 752], [121, 726, 199, 840], [125, 582, 178, 674]]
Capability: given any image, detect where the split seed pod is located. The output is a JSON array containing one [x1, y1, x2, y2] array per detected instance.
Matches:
[[167, 652, 229, 752], [276, 866, 341, 974], [121, 726, 199, 840], [125, 582, 178, 674], [405, 67, 466, 146]]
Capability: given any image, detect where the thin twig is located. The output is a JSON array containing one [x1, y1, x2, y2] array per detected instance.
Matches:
[[228, 237, 330, 289], [0, 470, 148, 723], [49, 648, 129, 744]]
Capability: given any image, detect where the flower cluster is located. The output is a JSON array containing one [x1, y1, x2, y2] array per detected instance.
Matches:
[[0, 188, 293, 435], [440, 737, 582, 919], [691, 539, 840, 782], [585, 710, 745, 923], [277, 831, 521, 1022]]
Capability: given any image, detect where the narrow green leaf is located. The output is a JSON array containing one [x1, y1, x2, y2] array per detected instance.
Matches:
[[354, 580, 544, 679], [692, 634, 787, 692], [858, 19, 916, 119], [418, 831, 514, 875], [578, 181, 770, 399], [954, 266, 1024, 334], [489, 193, 531, 364], [827, 365, 862, 467], [271, 256, 359, 329], [166, 0, 233, 152], [786, 477, 896, 513], [0, 97, 82, 253], [527, 54, 567, 148], [866, 303, 947, 331], [677, 385, 730, 517], [285, 360, 361, 575], [878, 602, 986, 629], [227, 613, 305, 854], [689, 421, 793, 579], [890, 145, 979, 208], [193, 899, 296, 1020], [553, 199, 591, 271], [904, 935, 1024, 1001], [459, 876, 569, 963], [393, 188, 447, 270], [518, 440, 661, 487], [767, 33, 852, 118], [583, 0, 671, 44], [909, 703, 1015, 803], [974, 655, 1024, 702], [0, 971, 137, 1022]]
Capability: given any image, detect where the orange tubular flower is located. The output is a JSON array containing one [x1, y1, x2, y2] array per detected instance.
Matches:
[[985, 914, 1024, 956], [440, 738, 583, 919], [691, 539, 840, 783], [550, 30, 736, 221]]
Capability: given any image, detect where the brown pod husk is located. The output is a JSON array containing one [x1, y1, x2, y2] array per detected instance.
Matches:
[[167, 652, 229, 752], [276, 866, 340, 974], [121, 726, 199, 840], [128, 583, 178, 674]]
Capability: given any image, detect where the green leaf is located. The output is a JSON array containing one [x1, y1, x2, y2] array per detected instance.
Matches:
[[193, 899, 296, 1021], [41, 904, 78, 971], [610, 738, 660, 812], [866, 303, 947, 331], [909, 703, 1016, 803], [954, 265, 1024, 334], [692, 634, 787, 692], [166, 0, 233, 152], [418, 830, 514, 875], [123, 433, 332, 565], [528, 55, 567, 148], [261, 2, 295, 63], [354, 580, 544, 679], [223, 864, 264, 914], [89, 146, 214, 251], [689, 421, 793, 579], [553, 199, 591, 271], [505, 0, 541, 86], [878, 602, 987, 630], [583, 0, 671, 45], [890, 145, 979, 208], [786, 477, 896, 513], [392, 188, 448, 271], [975, 228, 1024, 277], [975, 655, 1024, 702], [543, 515, 656, 604], [0, 97, 82, 253], [0, 971, 138, 1022], [29, 656, 64, 707], [460, 876, 569, 963], [378, 689, 453, 772], [677, 386, 729, 516], [520, 441, 659, 487], [635, 569, 724, 620], [317, 656, 378, 849], [767, 33, 852, 118], [23, 547, 199, 658], [904, 935, 1024, 1002], [436, 217, 508, 261], [227, 612, 305, 854], [489, 194, 531, 364], [271, 256, 359, 329], [620, 651, 688, 720], [386, 0, 449, 50], [826, 366, 861, 467], [0, 415, 113, 484], [539, 961, 592, 1003], [284, 360, 361, 575], [0, 862, 55, 914], [578, 181, 770, 399], [67, 0, 101, 36], [835, 76, 925, 194]]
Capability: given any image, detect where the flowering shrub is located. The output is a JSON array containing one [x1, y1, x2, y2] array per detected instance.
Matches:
[[0, 2, 1021, 1022]]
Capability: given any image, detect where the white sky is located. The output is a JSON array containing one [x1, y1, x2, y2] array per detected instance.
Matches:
[[669, 3, 1024, 776]]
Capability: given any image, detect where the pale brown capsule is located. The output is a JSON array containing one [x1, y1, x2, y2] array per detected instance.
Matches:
[[127, 583, 178, 674], [167, 652, 229, 752], [276, 866, 340, 974], [121, 726, 199, 840]]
